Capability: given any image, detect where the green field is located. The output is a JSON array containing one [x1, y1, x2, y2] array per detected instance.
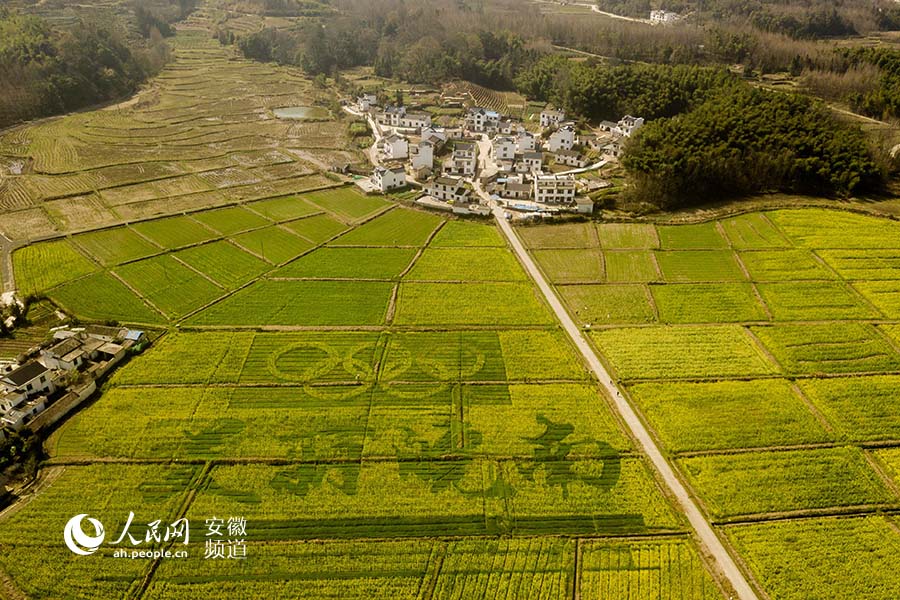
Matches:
[[603, 250, 659, 282], [651, 283, 767, 323], [407, 247, 527, 281], [191, 205, 273, 235], [301, 186, 390, 221], [283, 213, 349, 243], [13, 240, 98, 295], [393, 282, 554, 326], [559, 284, 655, 325], [430, 221, 505, 247], [275, 247, 416, 279], [175, 241, 270, 289], [115, 254, 224, 319], [533, 248, 604, 282], [655, 251, 746, 282], [131, 215, 218, 249], [248, 194, 320, 221], [73, 227, 162, 265], [596, 222, 659, 249], [799, 375, 900, 441], [739, 249, 833, 281], [49, 272, 163, 323], [330, 208, 442, 246], [231, 226, 314, 264]]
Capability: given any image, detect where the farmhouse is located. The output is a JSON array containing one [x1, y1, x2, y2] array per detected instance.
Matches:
[[516, 131, 536, 153], [499, 181, 533, 200], [380, 134, 409, 160], [357, 93, 378, 112], [546, 124, 576, 152], [465, 107, 501, 133], [1, 361, 55, 398], [425, 176, 471, 203], [376, 105, 407, 127], [40, 337, 88, 371], [445, 141, 477, 176], [372, 165, 407, 192], [650, 9, 679, 24], [533, 174, 577, 204], [516, 151, 543, 173], [411, 139, 434, 170], [398, 111, 432, 131], [554, 149, 589, 168], [540, 107, 566, 128], [492, 136, 517, 161], [616, 115, 644, 137]]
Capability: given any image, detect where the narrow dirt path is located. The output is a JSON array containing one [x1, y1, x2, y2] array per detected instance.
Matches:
[[489, 202, 760, 600]]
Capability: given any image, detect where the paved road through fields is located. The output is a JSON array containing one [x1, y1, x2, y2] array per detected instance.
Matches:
[[491, 205, 760, 600]]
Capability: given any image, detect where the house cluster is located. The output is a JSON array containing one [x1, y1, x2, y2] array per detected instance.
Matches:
[[597, 115, 645, 157], [0, 325, 145, 434]]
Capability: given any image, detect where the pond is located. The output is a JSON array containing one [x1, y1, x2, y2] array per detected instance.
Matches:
[[272, 106, 331, 120]]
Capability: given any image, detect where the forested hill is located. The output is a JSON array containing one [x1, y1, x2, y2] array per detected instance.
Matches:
[[0, 1, 193, 130]]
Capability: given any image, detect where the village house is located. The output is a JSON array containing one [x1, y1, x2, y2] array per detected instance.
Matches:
[[547, 124, 576, 152], [554, 149, 590, 168], [425, 176, 471, 203], [376, 105, 407, 127], [372, 165, 407, 192], [444, 141, 477, 177], [616, 115, 644, 137], [357, 93, 378, 112], [40, 337, 88, 371], [540, 107, 566, 128], [603, 140, 624, 158], [421, 127, 447, 149], [516, 131, 536, 153], [492, 136, 517, 161], [533, 174, 577, 204], [397, 111, 432, 131], [579, 133, 602, 151], [650, 9, 679, 24], [465, 107, 501, 133], [499, 180, 533, 201], [411, 139, 434, 170], [516, 151, 543, 174], [1, 397, 46, 431], [599, 120, 619, 134], [1, 361, 55, 398], [380, 134, 409, 160]]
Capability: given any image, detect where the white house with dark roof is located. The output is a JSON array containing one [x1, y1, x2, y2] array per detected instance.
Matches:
[[540, 108, 566, 128], [547, 124, 576, 152], [1, 362, 55, 398], [517, 151, 543, 174], [554, 149, 589, 168], [492, 136, 517, 161], [516, 131, 536, 153], [445, 141, 477, 176], [425, 176, 471, 203], [380, 134, 409, 160], [372, 165, 407, 192], [357, 93, 378, 112], [411, 139, 434, 170], [465, 107, 501, 133]]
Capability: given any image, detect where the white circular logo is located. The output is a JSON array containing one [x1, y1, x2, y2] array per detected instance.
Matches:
[[63, 514, 105, 555]]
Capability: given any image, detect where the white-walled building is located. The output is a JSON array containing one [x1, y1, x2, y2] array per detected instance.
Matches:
[[380, 134, 409, 160], [425, 176, 471, 203], [540, 108, 566, 128], [398, 112, 432, 131], [376, 105, 407, 127], [411, 139, 434, 170], [492, 136, 517, 161], [554, 149, 589, 168], [517, 151, 543, 174], [372, 165, 407, 192], [1, 362, 55, 398], [547, 124, 576, 152], [516, 131, 536, 153], [357, 93, 378, 112], [466, 107, 501, 133], [533, 174, 577, 205], [616, 115, 644, 137], [445, 141, 477, 176], [650, 10, 679, 24]]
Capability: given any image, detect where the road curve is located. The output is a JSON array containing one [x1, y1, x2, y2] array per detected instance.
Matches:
[[491, 206, 759, 600]]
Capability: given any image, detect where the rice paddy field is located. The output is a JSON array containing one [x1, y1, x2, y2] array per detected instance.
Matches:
[[523, 209, 900, 599]]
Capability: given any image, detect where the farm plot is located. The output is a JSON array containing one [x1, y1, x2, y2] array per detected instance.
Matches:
[[533, 249, 604, 283], [175, 241, 270, 289], [559, 284, 655, 325], [739, 249, 834, 281], [329, 208, 442, 247], [283, 213, 348, 243], [799, 376, 900, 441], [301, 186, 389, 221], [818, 248, 900, 280], [719, 213, 789, 248], [115, 255, 225, 319], [596, 223, 659, 249], [768, 208, 900, 249], [726, 516, 900, 600], [592, 326, 778, 380], [12, 240, 98, 295], [275, 247, 417, 279], [406, 248, 527, 282], [393, 283, 554, 326], [629, 379, 832, 453], [146, 540, 432, 600], [852, 281, 900, 318], [187, 280, 393, 326], [49, 272, 163, 323], [657, 223, 727, 249], [247, 194, 320, 221], [579, 536, 723, 600], [679, 447, 894, 519], [755, 281, 878, 320], [230, 226, 314, 264], [751, 323, 900, 374], [518, 222, 597, 249], [429, 220, 505, 247], [73, 227, 162, 265], [655, 251, 746, 282], [131, 215, 218, 249], [191, 205, 272, 235], [604, 251, 659, 282], [650, 283, 768, 323]]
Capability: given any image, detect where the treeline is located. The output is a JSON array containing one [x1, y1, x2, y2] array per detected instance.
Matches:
[[515, 55, 734, 120], [135, 0, 198, 38], [0, 7, 171, 129], [622, 86, 884, 208]]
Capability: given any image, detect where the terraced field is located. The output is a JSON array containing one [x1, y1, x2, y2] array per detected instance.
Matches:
[[523, 208, 900, 599]]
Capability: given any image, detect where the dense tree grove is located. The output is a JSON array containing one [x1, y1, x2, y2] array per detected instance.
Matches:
[[837, 47, 900, 121], [515, 55, 734, 120], [622, 87, 883, 208]]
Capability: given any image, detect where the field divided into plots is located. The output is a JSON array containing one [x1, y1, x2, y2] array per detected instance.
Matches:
[[0, 27, 362, 241], [522, 208, 900, 599], [3, 212, 725, 599]]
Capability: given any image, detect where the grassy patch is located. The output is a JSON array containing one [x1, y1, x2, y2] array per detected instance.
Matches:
[[301, 186, 390, 221], [720, 213, 789, 248], [596, 223, 659, 249], [191, 206, 272, 235], [283, 213, 349, 243], [49, 272, 163, 323], [247, 195, 320, 221], [429, 221, 505, 247], [657, 222, 727, 249], [517, 223, 597, 249], [604, 251, 659, 282], [800, 376, 900, 441], [175, 241, 270, 289], [740, 250, 834, 281], [533, 249, 603, 283]]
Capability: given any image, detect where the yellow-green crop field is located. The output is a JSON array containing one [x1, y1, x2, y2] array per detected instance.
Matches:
[[523, 208, 900, 599]]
